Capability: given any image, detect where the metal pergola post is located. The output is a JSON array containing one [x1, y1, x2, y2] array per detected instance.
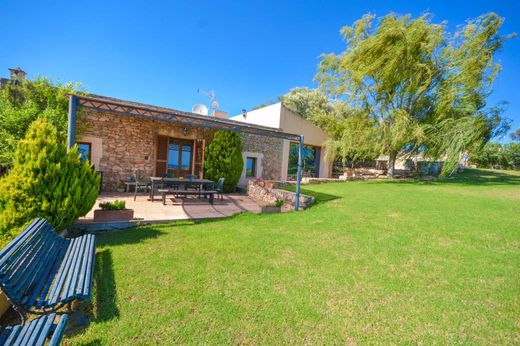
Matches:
[[295, 135, 304, 211], [67, 95, 77, 150]]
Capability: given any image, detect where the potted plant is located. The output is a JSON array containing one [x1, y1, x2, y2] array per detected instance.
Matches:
[[261, 199, 284, 213], [93, 200, 134, 222]]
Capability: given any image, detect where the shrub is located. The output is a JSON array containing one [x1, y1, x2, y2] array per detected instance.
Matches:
[[99, 200, 126, 210], [274, 199, 284, 207], [204, 130, 244, 192], [0, 118, 100, 243]]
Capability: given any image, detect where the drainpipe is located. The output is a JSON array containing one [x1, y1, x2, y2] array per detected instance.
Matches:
[[295, 135, 304, 211], [67, 95, 77, 150]]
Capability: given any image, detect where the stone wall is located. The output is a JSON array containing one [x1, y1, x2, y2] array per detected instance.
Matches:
[[241, 133, 284, 181], [247, 180, 315, 209], [77, 108, 214, 191]]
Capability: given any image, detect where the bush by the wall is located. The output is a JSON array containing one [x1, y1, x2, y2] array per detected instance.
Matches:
[[0, 118, 100, 243], [204, 130, 244, 192]]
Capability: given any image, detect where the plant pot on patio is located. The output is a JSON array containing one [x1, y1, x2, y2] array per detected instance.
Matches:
[[260, 199, 284, 214], [93, 200, 134, 222], [261, 206, 282, 214]]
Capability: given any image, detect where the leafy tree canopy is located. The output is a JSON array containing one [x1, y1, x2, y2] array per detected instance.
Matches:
[[316, 12, 513, 176], [0, 77, 80, 165], [510, 128, 520, 141]]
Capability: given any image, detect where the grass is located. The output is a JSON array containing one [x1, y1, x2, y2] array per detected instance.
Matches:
[[68, 169, 519, 345]]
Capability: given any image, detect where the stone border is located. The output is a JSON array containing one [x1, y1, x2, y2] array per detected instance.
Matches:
[[247, 180, 315, 210]]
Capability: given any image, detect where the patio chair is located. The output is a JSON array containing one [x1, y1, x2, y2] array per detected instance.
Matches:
[[162, 173, 179, 190], [133, 170, 151, 201], [184, 174, 200, 193], [215, 177, 225, 200]]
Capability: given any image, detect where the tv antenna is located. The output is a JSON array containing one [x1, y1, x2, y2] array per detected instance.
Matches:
[[197, 88, 219, 113]]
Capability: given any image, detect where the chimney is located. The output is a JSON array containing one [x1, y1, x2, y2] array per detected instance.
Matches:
[[9, 67, 26, 83], [212, 110, 228, 119]]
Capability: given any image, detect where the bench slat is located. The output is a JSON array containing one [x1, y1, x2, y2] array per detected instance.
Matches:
[[65, 235, 87, 299], [4, 228, 54, 301], [76, 234, 94, 296], [47, 237, 80, 306], [0, 218, 95, 312], [0, 219, 45, 268], [13, 229, 60, 301]]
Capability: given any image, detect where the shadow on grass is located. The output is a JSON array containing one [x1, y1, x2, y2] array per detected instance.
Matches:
[[383, 169, 520, 187], [96, 226, 166, 247], [93, 249, 118, 323], [280, 185, 340, 206]]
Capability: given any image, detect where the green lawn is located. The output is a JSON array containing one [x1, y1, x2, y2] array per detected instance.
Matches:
[[69, 169, 520, 345]]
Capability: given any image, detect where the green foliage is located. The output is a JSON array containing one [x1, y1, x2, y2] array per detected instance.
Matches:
[[471, 142, 520, 170], [0, 119, 100, 242], [280, 87, 332, 120], [510, 128, 520, 141], [204, 130, 244, 192], [316, 12, 513, 176], [0, 77, 80, 165], [99, 200, 126, 210], [274, 199, 284, 207]]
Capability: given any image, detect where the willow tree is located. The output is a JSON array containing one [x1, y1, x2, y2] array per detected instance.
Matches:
[[316, 13, 511, 176]]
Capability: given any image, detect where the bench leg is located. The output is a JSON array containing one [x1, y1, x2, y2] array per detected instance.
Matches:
[[162, 193, 166, 205], [209, 193, 214, 205]]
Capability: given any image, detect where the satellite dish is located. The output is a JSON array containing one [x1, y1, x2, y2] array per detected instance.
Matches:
[[192, 104, 209, 116]]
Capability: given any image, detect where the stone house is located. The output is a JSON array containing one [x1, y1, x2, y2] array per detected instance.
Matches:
[[72, 95, 298, 192]]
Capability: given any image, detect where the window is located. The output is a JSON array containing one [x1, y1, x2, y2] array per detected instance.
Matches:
[[246, 157, 256, 177], [78, 142, 91, 162], [287, 143, 320, 178]]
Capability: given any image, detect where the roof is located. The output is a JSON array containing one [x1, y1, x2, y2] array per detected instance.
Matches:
[[74, 94, 301, 141]]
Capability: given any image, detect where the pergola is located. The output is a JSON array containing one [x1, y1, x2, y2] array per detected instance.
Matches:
[[67, 94, 305, 210]]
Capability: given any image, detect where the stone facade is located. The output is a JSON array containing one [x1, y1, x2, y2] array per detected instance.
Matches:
[[240, 133, 284, 181], [247, 180, 315, 209], [77, 108, 214, 191]]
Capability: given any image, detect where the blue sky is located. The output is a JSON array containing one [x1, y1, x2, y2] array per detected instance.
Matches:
[[1, 0, 519, 140]]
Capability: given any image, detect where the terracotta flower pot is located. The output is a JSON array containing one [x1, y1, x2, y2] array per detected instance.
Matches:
[[93, 209, 134, 222]]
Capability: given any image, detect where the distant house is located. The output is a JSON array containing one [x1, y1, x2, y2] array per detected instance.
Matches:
[[230, 103, 333, 186]]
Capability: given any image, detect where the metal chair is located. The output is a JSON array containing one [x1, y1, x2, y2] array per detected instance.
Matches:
[[162, 172, 178, 190], [184, 174, 200, 193], [215, 177, 225, 200], [133, 170, 151, 201]]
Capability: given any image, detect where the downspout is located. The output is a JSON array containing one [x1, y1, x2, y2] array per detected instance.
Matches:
[[67, 95, 77, 151], [295, 135, 304, 211]]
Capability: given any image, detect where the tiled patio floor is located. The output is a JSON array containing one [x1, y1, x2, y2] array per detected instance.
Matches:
[[76, 192, 261, 226]]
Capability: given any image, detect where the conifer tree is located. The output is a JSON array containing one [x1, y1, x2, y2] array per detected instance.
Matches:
[[0, 118, 99, 242], [204, 130, 243, 192]]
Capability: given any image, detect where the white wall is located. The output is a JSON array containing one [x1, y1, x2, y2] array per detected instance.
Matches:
[[230, 103, 281, 129], [232, 103, 333, 180], [278, 105, 332, 178]]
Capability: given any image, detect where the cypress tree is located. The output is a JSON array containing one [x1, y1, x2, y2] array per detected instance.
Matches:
[[0, 118, 99, 243], [204, 130, 244, 192]]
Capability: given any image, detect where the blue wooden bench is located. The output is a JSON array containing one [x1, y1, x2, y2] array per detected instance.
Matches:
[[0, 313, 68, 346], [0, 218, 96, 314]]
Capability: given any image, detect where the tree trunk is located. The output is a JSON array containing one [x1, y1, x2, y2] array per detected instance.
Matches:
[[387, 151, 397, 177]]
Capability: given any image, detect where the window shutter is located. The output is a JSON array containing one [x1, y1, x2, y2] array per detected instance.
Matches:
[[194, 139, 205, 178], [155, 136, 168, 176]]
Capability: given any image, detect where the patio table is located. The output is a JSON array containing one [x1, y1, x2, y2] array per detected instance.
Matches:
[[149, 177, 214, 201]]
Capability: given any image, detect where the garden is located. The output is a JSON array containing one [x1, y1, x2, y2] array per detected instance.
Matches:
[[67, 169, 519, 344]]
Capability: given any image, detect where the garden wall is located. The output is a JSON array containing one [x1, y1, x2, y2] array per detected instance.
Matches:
[[247, 180, 315, 209]]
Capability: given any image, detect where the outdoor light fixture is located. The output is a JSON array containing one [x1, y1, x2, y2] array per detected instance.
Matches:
[[242, 109, 247, 119]]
